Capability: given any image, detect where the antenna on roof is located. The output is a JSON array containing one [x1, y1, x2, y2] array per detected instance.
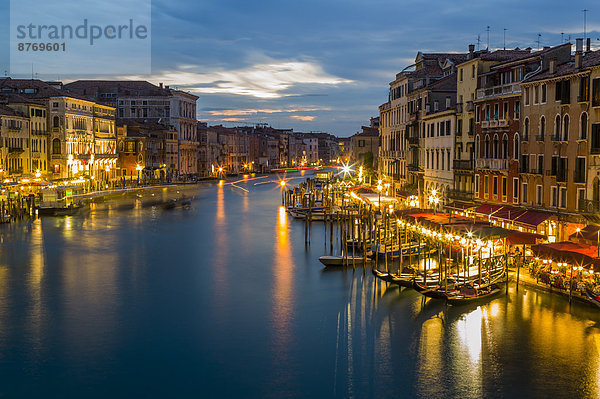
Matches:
[[486, 26, 490, 50], [476, 34, 481, 51], [537, 34, 542, 50], [503, 28, 507, 50], [583, 9, 589, 43], [561, 32, 564, 43]]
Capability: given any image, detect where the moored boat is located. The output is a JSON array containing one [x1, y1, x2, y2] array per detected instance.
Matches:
[[318, 255, 365, 267], [446, 284, 503, 306], [585, 288, 600, 309]]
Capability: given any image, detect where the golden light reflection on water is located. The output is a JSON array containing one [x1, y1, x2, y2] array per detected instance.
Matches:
[[27, 219, 45, 349], [271, 206, 294, 361], [456, 307, 483, 364]]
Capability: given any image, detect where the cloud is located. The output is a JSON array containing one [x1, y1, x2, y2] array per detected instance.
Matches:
[[120, 60, 353, 99], [204, 107, 328, 116], [290, 115, 316, 121]]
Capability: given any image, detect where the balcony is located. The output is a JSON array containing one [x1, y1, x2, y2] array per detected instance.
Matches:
[[579, 199, 600, 214], [521, 167, 542, 175], [447, 189, 473, 202], [453, 159, 473, 171], [8, 147, 24, 153], [475, 158, 508, 170], [481, 119, 509, 129], [476, 83, 521, 99], [465, 101, 474, 112]]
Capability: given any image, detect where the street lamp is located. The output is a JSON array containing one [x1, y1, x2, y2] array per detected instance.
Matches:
[[136, 164, 142, 186], [377, 183, 383, 209]]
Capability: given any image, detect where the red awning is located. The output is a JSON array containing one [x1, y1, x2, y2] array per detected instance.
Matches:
[[532, 242, 600, 271], [473, 204, 504, 217], [445, 202, 476, 211], [513, 210, 551, 228], [490, 206, 527, 222], [507, 230, 545, 245], [569, 225, 600, 243]]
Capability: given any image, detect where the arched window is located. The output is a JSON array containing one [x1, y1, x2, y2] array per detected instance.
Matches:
[[540, 116, 546, 139], [484, 136, 490, 158], [524, 117, 530, 140], [493, 134, 499, 158], [52, 138, 61, 154], [581, 112, 588, 139], [502, 134, 508, 159], [514, 134, 520, 160], [555, 115, 561, 139], [563, 115, 569, 141], [475, 135, 480, 159]]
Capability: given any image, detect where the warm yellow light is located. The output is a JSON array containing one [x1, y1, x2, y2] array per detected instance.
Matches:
[[280, 180, 286, 187], [576, 227, 581, 232], [35, 169, 41, 178], [136, 164, 143, 171], [432, 189, 437, 196], [218, 167, 223, 172], [377, 184, 383, 192], [21, 178, 30, 183], [105, 166, 110, 172]]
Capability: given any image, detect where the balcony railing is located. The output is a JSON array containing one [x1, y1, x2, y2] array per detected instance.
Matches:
[[453, 159, 473, 171], [476, 83, 521, 99], [521, 167, 543, 175], [475, 158, 509, 170], [447, 189, 474, 202], [481, 119, 509, 128], [579, 199, 600, 214]]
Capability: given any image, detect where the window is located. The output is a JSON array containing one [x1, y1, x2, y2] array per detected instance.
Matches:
[[581, 112, 588, 139], [493, 104, 499, 120], [538, 154, 544, 175], [536, 185, 543, 206], [457, 119, 463, 135], [522, 182, 528, 203], [551, 186, 558, 207], [540, 116, 546, 139], [525, 87, 530, 105], [513, 178, 519, 203], [515, 100, 520, 119], [434, 100, 439, 111], [524, 118, 529, 139], [578, 188, 586, 210], [556, 80, 571, 104], [493, 176, 498, 196], [460, 68, 463, 81], [446, 120, 451, 135], [472, 65, 476, 78], [554, 115, 561, 140], [52, 102, 58, 108], [592, 124, 600, 150], [502, 177, 507, 200], [541, 84, 547, 103], [484, 175, 489, 196], [53, 116, 59, 128], [52, 138, 61, 154], [475, 135, 480, 158], [475, 174, 480, 196], [445, 96, 451, 109], [579, 77, 590, 102], [484, 136, 490, 158], [502, 134, 508, 159], [563, 114, 569, 141], [560, 187, 567, 209], [534, 85, 539, 104], [503, 102, 508, 120], [476, 106, 481, 122], [575, 157, 586, 183]]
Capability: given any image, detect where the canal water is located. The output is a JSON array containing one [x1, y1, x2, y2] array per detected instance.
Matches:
[[1, 174, 600, 398]]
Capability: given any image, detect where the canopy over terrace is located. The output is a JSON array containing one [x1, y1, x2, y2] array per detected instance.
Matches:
[[531, 242, 600, 271], [356, 192, 399, 207]]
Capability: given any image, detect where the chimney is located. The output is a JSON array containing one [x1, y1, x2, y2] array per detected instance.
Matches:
[[575, 38, 583, 69], [159, 82, 163, 88], [549, 58, 556, 75], [586, 38, 591, 53], [468, 44, 475, 59]]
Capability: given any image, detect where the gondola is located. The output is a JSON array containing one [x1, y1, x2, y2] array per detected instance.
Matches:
[[371, 268, 394, 282], [389, 273, 416, 288], [446, 284, 503, 306], [318, 255, 365, 267], [413, 280, 457, 299], [585, 288, 600, 309], [163, 197, 191, 210]]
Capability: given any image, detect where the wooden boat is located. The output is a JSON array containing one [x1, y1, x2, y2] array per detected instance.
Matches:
[[389, 272, 416, 287], [163, 197, 191, 210], [368, 242, 428, 259], [413, 280, 459, 299], [371, 268, 394, 282], [318, 255, 365, 267], [446, 284, 503, 306], [38, 203, 83, 216], [585, 288, 600, 309]]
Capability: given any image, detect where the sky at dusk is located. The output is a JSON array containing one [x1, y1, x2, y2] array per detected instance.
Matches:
[[1, 0, 600, 136]]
